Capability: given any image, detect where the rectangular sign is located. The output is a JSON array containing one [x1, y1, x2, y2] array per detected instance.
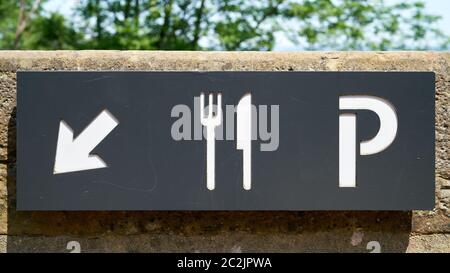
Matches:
[[17, 71, 435, 210]]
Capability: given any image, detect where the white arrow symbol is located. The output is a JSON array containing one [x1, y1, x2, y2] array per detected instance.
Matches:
[[53, 109, 119, 174]]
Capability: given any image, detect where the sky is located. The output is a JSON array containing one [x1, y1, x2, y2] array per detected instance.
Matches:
[[43, 0, 450, 51]]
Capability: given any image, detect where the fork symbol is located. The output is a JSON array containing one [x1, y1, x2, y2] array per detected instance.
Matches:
[[200, 93, 222, 190]]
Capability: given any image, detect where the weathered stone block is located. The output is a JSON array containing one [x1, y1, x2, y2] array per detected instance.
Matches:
[[0, 51, 449, 252]]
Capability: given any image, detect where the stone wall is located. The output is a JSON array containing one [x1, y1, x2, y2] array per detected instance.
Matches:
[[0, 51, 449, 253]]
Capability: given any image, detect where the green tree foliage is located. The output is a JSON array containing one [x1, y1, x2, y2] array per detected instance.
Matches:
[[1, 0, 449, 50], [21, 13, 83, 49], [283, 0, 450, 50], [0, 0, 26, 49]]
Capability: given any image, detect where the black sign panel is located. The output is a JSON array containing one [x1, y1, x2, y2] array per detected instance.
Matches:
[[17, 72, 435, 210]]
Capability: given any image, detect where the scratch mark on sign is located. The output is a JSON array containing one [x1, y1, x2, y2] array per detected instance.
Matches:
[[289, 96, 307, 104], [83, 75, 113, 83], [91, 180, 157, 192]]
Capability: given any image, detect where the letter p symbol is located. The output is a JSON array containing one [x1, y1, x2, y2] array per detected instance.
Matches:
[[339, 96, 398, 187]]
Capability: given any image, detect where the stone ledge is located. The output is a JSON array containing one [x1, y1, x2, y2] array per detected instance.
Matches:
[[0, 51, 449, 72]]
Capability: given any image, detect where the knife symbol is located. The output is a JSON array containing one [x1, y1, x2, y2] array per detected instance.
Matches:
[[237, 93, 252, 190]]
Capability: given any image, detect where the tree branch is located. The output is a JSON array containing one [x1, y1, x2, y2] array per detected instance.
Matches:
[[158, 0, 174, 49], [191, 0, 206, 49], [14, 0, 42, 49]]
